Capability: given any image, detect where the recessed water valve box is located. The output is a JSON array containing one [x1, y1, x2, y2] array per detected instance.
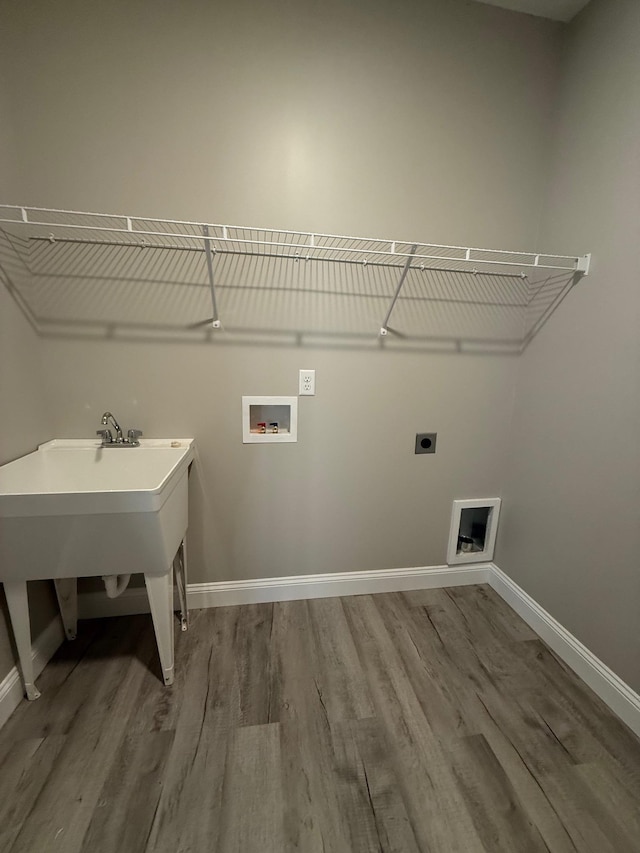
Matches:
[[415, 433, 437, 454], [242, 396, 298, 443]]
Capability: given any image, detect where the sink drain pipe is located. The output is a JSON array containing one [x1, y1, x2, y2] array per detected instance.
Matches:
[[102, 574, 132, 598]]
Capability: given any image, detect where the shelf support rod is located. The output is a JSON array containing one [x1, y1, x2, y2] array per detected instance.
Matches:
[[202, 225, 221, 329], [380, 244, 417, 336]]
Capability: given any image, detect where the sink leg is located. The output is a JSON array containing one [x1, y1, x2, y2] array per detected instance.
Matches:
[[3, 581, 41, 700], [53, 578, 78, 641], [174, 539, 189, 632], [144, 569, 175, 686]]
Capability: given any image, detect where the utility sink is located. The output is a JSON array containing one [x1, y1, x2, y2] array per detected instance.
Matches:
[[0, 438, 195, 700], [0, 439, 194, 579]]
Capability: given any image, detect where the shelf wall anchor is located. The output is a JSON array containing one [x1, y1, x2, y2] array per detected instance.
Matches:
[[576, 253, 591, 275]]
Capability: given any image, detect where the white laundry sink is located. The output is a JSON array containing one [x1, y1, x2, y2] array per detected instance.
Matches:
[[0, 438, 194, 579], [0, 438, 195, 699]]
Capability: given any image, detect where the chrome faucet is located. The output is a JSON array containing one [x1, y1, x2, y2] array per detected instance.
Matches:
[[101, 411, 122, 442], [97, 412, 142, 447]]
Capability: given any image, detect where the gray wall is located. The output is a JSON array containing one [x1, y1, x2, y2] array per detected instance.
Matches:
[[0, 60, 59, 684], [0, 275, 51, 462], [0, 266, 58, 682], [496, 0, 640, 692], [0, 0, 562, 598], [3, 0, 561, 246]]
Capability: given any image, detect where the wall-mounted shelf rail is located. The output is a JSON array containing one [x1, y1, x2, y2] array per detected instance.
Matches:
[[0, 204, 591, 347]]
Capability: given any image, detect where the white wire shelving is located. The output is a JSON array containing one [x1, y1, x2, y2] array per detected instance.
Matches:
[[0, 204, 590, 343]]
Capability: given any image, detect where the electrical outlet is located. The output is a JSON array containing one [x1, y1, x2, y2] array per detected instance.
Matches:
[[299, 369, 315, 396]]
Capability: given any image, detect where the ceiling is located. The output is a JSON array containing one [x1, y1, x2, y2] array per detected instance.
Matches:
[[472, 0, 591, 22]]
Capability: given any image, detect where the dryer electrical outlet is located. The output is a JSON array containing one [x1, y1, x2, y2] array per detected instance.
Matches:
[[415, 433, 437, 454]]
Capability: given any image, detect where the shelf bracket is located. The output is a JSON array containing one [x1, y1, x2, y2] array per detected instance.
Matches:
[[380, 244, 418, 336], [202, 225, 221, 329]]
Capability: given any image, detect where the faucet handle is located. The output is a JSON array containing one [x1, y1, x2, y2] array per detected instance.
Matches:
[[127, 428, 143, 445], [97, 428, 113, 444]]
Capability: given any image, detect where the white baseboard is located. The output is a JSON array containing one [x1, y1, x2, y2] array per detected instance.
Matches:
[[77, 564, 491, 617], [0, 615, 65, 729], [186, 564, 492, 609], [489, 563, 640, 738]]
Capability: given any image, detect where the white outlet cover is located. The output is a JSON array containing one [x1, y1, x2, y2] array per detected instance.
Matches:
[[299, 369, 315, 396]]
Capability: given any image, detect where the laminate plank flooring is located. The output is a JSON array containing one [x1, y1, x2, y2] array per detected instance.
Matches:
[[1, 585, 639, 853]]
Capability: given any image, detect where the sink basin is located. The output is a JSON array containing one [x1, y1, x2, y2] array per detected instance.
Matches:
[[0, 439, 194, 517], [0, 438, 194, 580]]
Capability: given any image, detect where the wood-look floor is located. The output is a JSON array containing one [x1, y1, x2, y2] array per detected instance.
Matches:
[[1, 584, 639, 853]]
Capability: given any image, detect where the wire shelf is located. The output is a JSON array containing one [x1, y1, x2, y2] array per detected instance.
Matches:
[[0, 204, 590, 346]]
